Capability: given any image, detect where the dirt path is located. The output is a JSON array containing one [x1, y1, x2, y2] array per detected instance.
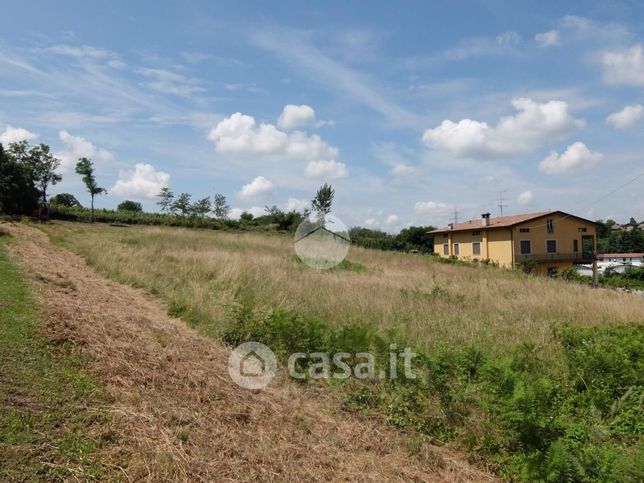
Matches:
[[4, 222, 497, 482]]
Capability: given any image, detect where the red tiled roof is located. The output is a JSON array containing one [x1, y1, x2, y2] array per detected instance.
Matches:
[[430, 211, 554, 233]]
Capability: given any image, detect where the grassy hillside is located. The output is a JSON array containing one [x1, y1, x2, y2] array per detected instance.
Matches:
[[39, 221, 644, 481], [41, 221, 643, 355]]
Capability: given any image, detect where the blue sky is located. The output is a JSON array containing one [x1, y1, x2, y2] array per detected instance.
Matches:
[[1, 0, 643, 230]]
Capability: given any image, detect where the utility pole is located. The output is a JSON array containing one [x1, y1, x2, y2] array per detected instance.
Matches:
[[497, 190, 508, 216]]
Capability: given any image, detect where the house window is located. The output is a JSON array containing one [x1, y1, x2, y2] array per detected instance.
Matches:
[[578, 227, 587, 233], [443, 244, 449, 255], [573, 239, 578, 252], [443, 233, 448, 238], [472, 230, 481, 236], [546, 239, 557, 254], [547, 219, 554, 233], [453, 243, 460, 255], [472, 242, 481, 256], [519, 227, 530, 233], [520, 240, 532, 255]]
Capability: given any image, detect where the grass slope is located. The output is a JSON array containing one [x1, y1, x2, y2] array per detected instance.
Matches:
[[38, 221, 644, 481], [0, 233, 111, 481]]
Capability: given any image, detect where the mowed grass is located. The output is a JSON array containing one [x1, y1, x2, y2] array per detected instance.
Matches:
[[0, 232, 111, 481], [40, 221, 644, 358]]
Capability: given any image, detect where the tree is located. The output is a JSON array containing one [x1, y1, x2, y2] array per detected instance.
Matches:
[[240, 211, 254, 223], [28, 144, 62, 203], [311, 183, 334, 222], [117, 200, 143, 212], [156, 187, 174, 213], [0, 143, 40, 215], [171, 193, 192, 217], [190, 197, 211, 218], [50, 193, 81, 208], [7, 141, 62, 203], [75, 157, 106, 222], [212, 193, 231, 220]]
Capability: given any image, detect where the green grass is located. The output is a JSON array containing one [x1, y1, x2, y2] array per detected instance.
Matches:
[[0, 236, 113, 481]]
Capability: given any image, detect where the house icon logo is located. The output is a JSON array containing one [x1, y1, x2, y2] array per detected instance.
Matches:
[[293, 213, 350, 269], [228, 341, 277, 390]]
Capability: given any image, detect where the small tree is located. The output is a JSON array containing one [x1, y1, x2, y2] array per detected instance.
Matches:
[[50, 193, 81, 208], [212, 193, 231, 220], [171, 193, 192, 217], [117, 200, 143, 212], [156, 187, 174, 213], [191, 197, 211, 218], [311, 183, 334, 223], [75, 157, 106, 222]]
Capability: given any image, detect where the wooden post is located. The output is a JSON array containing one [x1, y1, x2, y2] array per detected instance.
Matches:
[[592, 251, 598, 287]]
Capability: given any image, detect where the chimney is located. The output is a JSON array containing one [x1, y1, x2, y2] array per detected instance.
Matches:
[[481, 213, 490, 227], [448, 223, 454, 230]]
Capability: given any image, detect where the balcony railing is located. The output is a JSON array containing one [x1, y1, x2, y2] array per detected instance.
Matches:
[[516, 252, 595, 263]]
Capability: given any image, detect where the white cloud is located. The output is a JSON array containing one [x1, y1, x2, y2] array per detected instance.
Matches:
[[305, 160, 348, 180], [414, 201, 450, 216], [517, 190, 534, 205], [45, 44, 124, 68], [391, 163, 417, 176], [111, 163, 170, 200], [422, 98, 584, 158], [606, 104, 643, 129], [363, 218, 378, 227], [538, 142, 603, 175], [208, 112, 338, 161], [496, 31, 521, 47], [535, 30, 559, 47], [285, 197, 309, 212], [277, 104, 316, 129], [56, 130, 114, 171], [238, 176, 274, 201], [0, 125, 37, 145], [136, 67, 205, 97], [602, 44, 644, 86], [385, 214, 399, 225]]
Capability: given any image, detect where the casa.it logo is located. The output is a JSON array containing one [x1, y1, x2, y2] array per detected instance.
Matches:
[[227, 341, 277, 390]]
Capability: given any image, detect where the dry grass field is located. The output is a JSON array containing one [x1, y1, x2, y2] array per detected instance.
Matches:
[[40, 221, 644, 358], [4, 220, 642, 481]]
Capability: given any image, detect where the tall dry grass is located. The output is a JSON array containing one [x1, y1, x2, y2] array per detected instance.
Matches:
[[42, 221, 644, 355]]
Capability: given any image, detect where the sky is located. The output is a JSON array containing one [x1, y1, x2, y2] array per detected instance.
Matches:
[[1, 0, 643, 231]]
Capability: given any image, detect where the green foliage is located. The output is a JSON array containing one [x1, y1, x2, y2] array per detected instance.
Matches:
[[75, 157, 106, 222], [222, 298, 643, 481], [117, 200, 143, 212], [50, 193, 81, 208], [311, 183, 334, 221], [156, 187, 174, 212], [170, 192, 192, 217], [349, 225, 436, 253], [212, 193, 231, 220], [0, 143, 40, 215]]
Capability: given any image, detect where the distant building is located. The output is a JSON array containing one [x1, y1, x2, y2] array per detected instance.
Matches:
[[430, 211, 597, 276], [596, 253, 643, 267]]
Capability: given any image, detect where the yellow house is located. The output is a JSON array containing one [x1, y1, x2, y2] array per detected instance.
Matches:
[[430, 211, 597, 275]]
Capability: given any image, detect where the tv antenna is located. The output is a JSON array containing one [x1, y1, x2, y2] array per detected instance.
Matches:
[[450, 206, 459, 225], [497, 190, 508, 216]]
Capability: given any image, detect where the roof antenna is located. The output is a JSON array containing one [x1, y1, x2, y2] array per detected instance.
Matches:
[[451, 206, 459, 225], [497, 190, 508, 216]]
